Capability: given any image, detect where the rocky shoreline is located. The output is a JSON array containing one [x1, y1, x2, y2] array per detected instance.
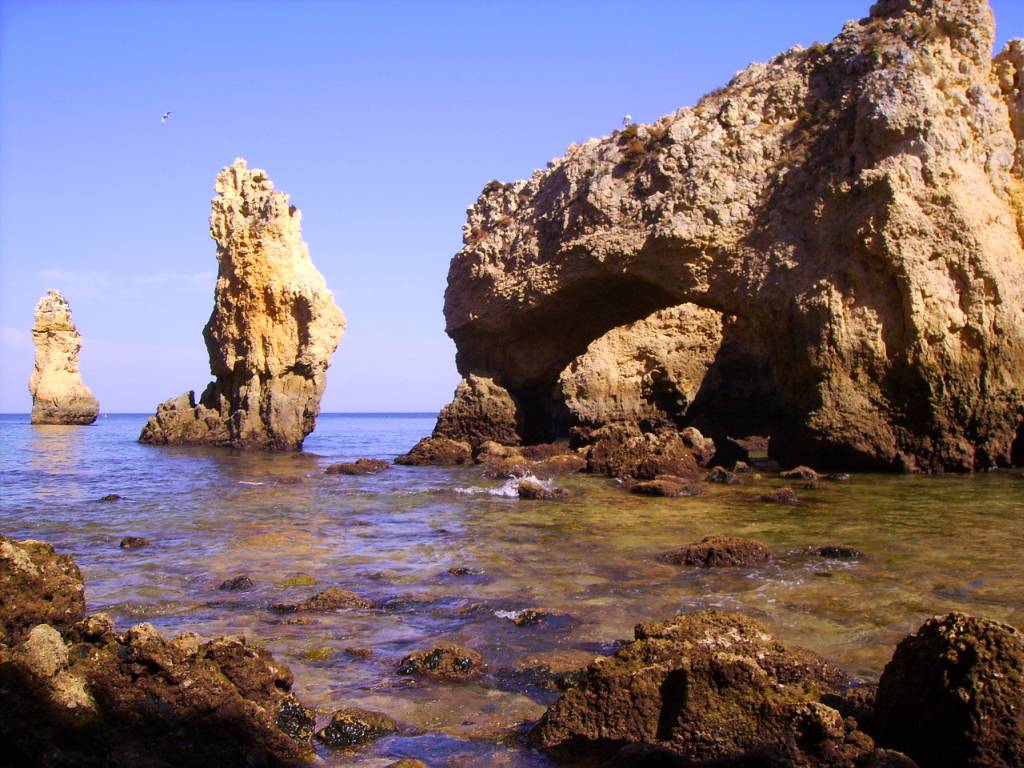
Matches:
[[3, 531, 1021, 767]]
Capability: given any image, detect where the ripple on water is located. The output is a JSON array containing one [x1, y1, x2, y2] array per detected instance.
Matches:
[[2, 414, 1023, 765]]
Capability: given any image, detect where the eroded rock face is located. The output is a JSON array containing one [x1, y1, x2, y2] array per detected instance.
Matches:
[[28, 291, 99, 425], [140, 158, 345, 451], [874, 612, 1024, 768], [0, 536, 315, 767], [532, 610, 871, 765], [441, 0, 1024, 472], [559, 304, 723, 430]]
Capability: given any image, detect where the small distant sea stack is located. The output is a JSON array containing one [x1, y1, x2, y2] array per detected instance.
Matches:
[[28, 290, 99, 425], [139, 158, 345, 451]]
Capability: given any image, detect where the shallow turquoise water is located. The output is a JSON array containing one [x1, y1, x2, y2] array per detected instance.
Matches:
[[1, 413, 1023, 766]]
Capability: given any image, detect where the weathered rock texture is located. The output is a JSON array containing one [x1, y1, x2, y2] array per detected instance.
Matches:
[[433, 374, 522, 448], [140, 158, 345, 450], [0, 535, 315, 767], [533, 610, 876, 766], [874, 612, 1024, 768], [28, 291, 99, 425], [559, 304, 723, 430], [441, 0, 1024, 471]]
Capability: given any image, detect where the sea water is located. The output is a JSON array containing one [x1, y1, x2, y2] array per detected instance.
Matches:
[[2, 413, 1023, 766]]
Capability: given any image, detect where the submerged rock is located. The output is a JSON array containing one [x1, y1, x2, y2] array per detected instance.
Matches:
[[782, 466, 819, 481], [315, 707, 398, 748], [118, 536, 150, 550], [660, 535, 772, 568], [218, 574, 254, 591], [28, 290, 99, 425], [139, 158, 345, 451], [629, 477, 705, 497], [0, 536, 315, 767], [395, 436, 472, 466], [532, 610, 867, 764], [396, 642, 486, 680], [439, 0, 1024, 472], [706, 466, 739, 484], [273, 588, 372, 613], [518, 477, 569, 500], [874, 612, 1024, 767], [812, 545, 864, 559], [325, 458, 390, 475], [760, 486, 801, 505]]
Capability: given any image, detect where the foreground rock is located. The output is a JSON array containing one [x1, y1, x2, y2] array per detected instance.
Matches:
[[28, 291, 100, 425], [0, 536, 315, 766], [660, 535, 772, 567], [440, 0, 1024, 472], [874, 612, 1024, 767], [0, 535, 85, 645], [139, 158, 345, 451], [532, 610, 872, 765]]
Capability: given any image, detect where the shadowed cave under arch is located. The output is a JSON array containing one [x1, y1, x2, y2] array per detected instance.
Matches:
[[450, 273, 785, 450]]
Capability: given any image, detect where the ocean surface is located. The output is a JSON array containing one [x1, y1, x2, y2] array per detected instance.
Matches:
[[2, 413, 1023, 766]]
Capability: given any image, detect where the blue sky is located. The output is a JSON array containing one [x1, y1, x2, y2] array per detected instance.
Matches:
[[2, 0, 1022, 413]]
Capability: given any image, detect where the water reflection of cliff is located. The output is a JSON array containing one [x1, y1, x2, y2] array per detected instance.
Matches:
[[29, 424, 87, 501]]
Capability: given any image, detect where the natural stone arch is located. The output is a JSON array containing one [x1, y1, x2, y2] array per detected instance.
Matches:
[[440, 0, 1024, 471]]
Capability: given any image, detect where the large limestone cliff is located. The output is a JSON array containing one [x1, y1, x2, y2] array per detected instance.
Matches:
[[140, 159, 345, 451], [441, 0, 1024, 471], [28, 291, 99, 425]]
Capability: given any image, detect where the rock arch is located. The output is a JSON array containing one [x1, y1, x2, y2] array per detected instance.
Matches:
[[438, 0, 1024, 471]]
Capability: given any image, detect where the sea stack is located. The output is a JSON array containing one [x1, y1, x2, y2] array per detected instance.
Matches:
[[139, 158, 345, 450], [28, 291, 99, 425], [438, 0, 1024, 472]]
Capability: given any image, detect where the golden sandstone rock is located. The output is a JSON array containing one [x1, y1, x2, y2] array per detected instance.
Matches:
[[440, 0, 1024, 471], [28, 291, 99, 425], [140, 159, 345, 450]]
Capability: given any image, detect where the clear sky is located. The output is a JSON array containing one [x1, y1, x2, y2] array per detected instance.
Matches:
[[2, 0, 1022, 413]]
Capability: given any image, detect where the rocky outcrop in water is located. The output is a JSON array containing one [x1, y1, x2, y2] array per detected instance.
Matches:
[[0, 535, 315, 767], [139, 158, 345, 451], [440, 0, 1024, 472], [433, 374, 522, 448], [28, 291, 99, 425]]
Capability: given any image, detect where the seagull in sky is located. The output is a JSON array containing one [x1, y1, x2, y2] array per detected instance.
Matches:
[[622, 114, 632, 128], [161, 111, 174, 125]]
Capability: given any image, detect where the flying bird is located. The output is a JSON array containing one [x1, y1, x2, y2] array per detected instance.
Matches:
[[161, 111, 173, 125], [622, 114, 632, 128]]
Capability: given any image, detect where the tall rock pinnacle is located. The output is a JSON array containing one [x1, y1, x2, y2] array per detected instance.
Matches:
[[140, 158, 345, 450], [28, 291, 100, 425]]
